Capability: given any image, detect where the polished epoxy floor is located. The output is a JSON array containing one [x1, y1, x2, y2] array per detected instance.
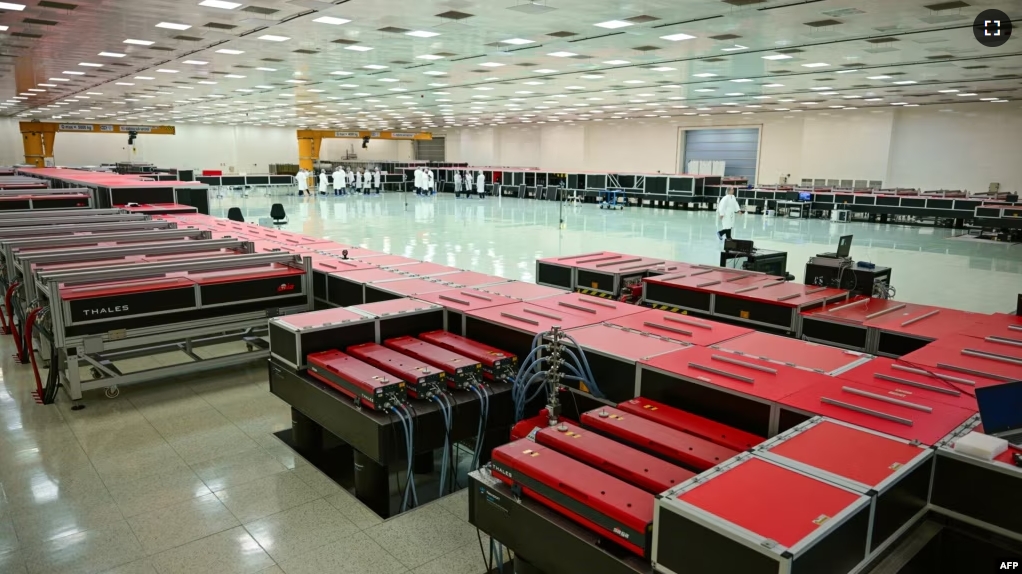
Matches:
[[0, 191, 1019, 574]]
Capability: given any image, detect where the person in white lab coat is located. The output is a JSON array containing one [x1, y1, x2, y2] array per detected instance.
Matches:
[[355, 168, 363, 194], [333, 167, 345, 196], [296, 169, 308, 196], [716, 188, 744, 240], [413, 167, 423, 195], [453, 171, 462, 198], [318, 169, 329, 195], [362, 169, 371, 194], [427, 169, 435, 195], [346, 168, 355, 193], [373, 168, 381, 195], [476, 171, 486, 198]]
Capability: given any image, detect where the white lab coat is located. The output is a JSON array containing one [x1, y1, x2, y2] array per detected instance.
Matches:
[[347, 170, 354, 188], [333, 170, 344, 190], [318, 171, 329, 193], [296, 170, 308, 192], [362, 172, 370, 190], [476, 173, 485, 195], [414, 169, 422, 190], [454, 172, 462, 193], [355, 170, 363, 189], [427, 170, 435, 193], [717, 194, 741, 230], [373, 169, 381, 189]]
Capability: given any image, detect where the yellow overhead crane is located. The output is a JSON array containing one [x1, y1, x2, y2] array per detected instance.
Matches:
[[19, 121, 176, 168], [296, 129, 432, 171]]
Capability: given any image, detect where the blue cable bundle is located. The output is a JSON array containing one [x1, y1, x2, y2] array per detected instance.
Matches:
[[431, 394, 455, 497], [509, 330, 605, 423], [391, 405, 419, 512]]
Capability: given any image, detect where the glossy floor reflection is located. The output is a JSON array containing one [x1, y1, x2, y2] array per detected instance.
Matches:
[[214, 190, 1021, 313], [0, 190, 1019, 574]]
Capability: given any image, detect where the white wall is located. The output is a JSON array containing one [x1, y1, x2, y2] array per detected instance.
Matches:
[[320, 138, 413, 162]]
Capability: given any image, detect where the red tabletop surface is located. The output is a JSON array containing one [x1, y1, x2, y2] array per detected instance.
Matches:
[[606, 309, 752, 347], [390, 261, 461, 277], [866, 303, 983, 341], [537, 251, 623, 265], [249, 240, 299, 254], [640, 346, 828, 402], [316, 246, 388, 260], [838, 357, 979, 411], [677, 457, 863, 548], [574, 256, 684, 276], [901, 333, 1022, 383], [712, 331, 871, 375], [305, 254, 377, 274], [957, 313, 1022, 341], [275, 307, 370, 330], [369, 278, 452, 296], [530, 292, 646, 323], [478, 280, 567, 301], [780, 379, 977, 445], [411, 287, 519, 312], [726, 282, 848, 309], [327, 267, 405, 285], [466, 301, 600, 335], [710, 274, 782, 295], [801, 296, 888, 325], [563, 324, 690, 362], [361, 254, 420, 267], [643, 269, 734, 291], [119, 203, 197, 214], [767, 420, 927, 487], [430, 271, 509, 288], [351, 297, 440, 318]]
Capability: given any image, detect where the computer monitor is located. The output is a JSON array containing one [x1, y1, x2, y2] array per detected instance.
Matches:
[[798, 191, 812, 202], [836, 235, 853, 259], [975, 380, 1022, 435], [725, 239, 754, 254]]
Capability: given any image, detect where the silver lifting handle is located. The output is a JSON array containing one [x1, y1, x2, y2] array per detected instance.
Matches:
[[820, 397, 914, 426], [688, 363, 755, 384], [842, 386, 932, 413], [873, 373, 961, 396], [711, 354, 777, 374]]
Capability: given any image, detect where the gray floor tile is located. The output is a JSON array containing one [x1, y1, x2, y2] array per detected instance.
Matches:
[[243, 500, 358, 562], [21, 520, 144, 574], [324, 491, 383, 531], [190, 449, 290, 493], [11, 492, 125, 545], [149, 526, 274, 574], [290, 466, 343, 498], [213, 471, 321, 524], [276, 531, 406, 574], [365, 504, 480, 569], [100, 558, 158, 574], [126, 493, 239, 555], [90, 444, 191, 487], [411, 540, 493, 574], [0, 550, 26, 574], [436, 489, 470, 523], [107, 468, 212, 518]]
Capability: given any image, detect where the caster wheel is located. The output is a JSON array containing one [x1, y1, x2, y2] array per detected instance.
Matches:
[[105, 386, 119, 399]]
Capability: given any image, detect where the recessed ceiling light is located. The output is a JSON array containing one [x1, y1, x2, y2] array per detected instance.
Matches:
[[762, 54, 792, 60], [547, 51, 577, 57], [216, 49, 244, 55], [48, 78, 70, 82], [134, 76, 154, 80], [183, 60, 208, 65], [313, 16, 350, 25], [406, 30, 440, 38], [63, 71, 85, 75], [694, 88, 715, 92], [802, 62, 829, 68], [731, 78, 752, 83], [345, 45, 373, 51], [258, 34, 290, 42], [836, 69, 858, 74], [867, 75, 891, 80], [98, 52, 126, 58], [956, 93, 977, 96], [892, 80, 916, 85], [580, 74, 603, 79], [864, 98, 883, 102], [721, 45, 748, 52], [650, 67, 675, 72], [78, 62, 103, 68], [479, 62, 505, 68], [594, 20, 633, 29], [0, 3, 25, 12], [124, 39, 155, 45], [363, 64, 387, 70], [501, 38, 534, 45], [199, 0, 240, 8], [810, 87, 832, 90], [156, 22, 191, 30], [224, 74, 245, 78], [660, 33, 696, 42], [692, 73, 718, 78], [115, 82, 134, 86], [534, 69, 557, 73], [197, 80, 217, 85]]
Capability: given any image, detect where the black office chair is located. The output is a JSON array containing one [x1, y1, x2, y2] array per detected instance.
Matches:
[[227, 207, 244, 222], [270, 203, 287, 225]]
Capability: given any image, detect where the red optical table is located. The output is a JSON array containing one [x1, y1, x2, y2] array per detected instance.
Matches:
[[864, 302, 984, 357], [754, 417, 933, 555], [573, 256, 689, 298], [654, 456, 872, 574], [410, 287, 519, 335], [900, 333, 1022, 384], [638, 345, 831, 437], [362, 254, 420, 268], [350, 297, 445, 343], [606, 308, 752, 347], [119, 203, 198, 215], [642, 268, 733, 315], [315, 245, 388, 261], [363, 277, 452, 303], [463, 301, 601, 363], [956, 312, 1022, 343], [429, 270, 510, 289], [478, 280, 567, 302], [268, 307, 375, 370], [386, 261, 460, 278], [711, 331, 873, 376], [302, 253, 377, 307], [530, 292, 646, 323], [2, 191, 92, 211], [555, 323, 691, 403], [837, 357, 979, 411], [535, 251, 624, 290], [324, 267, 405, 307], [799, 296, 895, 353]]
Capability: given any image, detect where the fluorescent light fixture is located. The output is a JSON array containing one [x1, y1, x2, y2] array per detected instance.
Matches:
[[836, 69, 858, 74], [892, 80, 916, 85], [156, 22, 191, 30], [938, 89, 959, 93], [156, 69, 178, 74], [844, 95, 862, 99], [603, 60, 630, 66], [183, 60, 208, 65], [124, 39, 154, 45], [63, 71, 85, 75], [721, 45, 748, 52], [819, 92, 838, 96], [810, 87, 832, 90], [27, 88, 44, 92], [423, 71, 447, 76], [255, 67, 277, 72], [363, 64, 387, 70], [725, 92, 743, 96], [623, 80, 645, 84], [565, 86, 584, 90], [285, 79, 306, 83], [867, 75, 891, 80], [475, 87, 494, 91], [198, 0, 240, 8], [594, 20, 632, 29], [115, 82, 134, 86], [405, 30, 440, 38], [313, 16, 350, 25], [49, 78, 70, 82], [479, 62, 505, 67], [864, 98, 883, 101], [235, 88, 254, 93], [956, 93, 977, 96], [39, 84, 57, 87], [693, 73, 718, 78], [762, 54, 792, 60], [547, 51, 577, 57], [255, 85, 274, 89], [650, 67, 676, 72], [378, 78, 399, 82], [534, 69, 557, 73], [224, 74, 245, 78], [801, 101, 818, 105], [731, 78, 753, 83], [330, 71, 353, 76], [99, 52, 126, 58], [134, 76, 155, 80], [890, 102, 907, 105], [345, 45, 373, 51], [78, 62, 102, 67], [694, 89, 715, 92], [501, 38, 534, 45], [660, 33, 696, 41], [0, 3, 26, 11], [197, 80, 217, 85], [980, 97, 998, 101], [215, 49, 244, 55], [581, 75, 603, 79], [258, 34, 290, 42], [417, 54, 444, 60], [801, 62, 829, 68]]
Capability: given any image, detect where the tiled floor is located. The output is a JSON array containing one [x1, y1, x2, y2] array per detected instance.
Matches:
[[0, 191, 1019, 574]]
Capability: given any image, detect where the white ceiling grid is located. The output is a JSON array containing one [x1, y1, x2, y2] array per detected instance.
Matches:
[[0, 0, 1020, 129]]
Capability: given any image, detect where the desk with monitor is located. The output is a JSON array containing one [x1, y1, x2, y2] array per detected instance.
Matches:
[[720, 239, 789, 278]]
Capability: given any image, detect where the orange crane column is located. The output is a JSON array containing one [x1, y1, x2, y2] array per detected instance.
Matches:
[[22, 130, 55, 168]]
